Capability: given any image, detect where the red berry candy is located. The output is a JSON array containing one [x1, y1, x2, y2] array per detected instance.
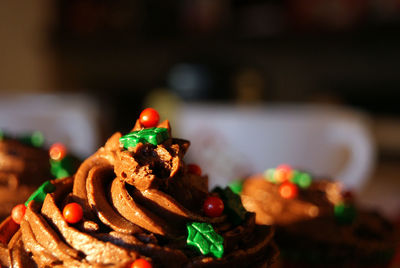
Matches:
[[187, 164, 202, 176], [139, 108, 160, 128], [11, 204, 26, 224], [279, 181, 298, 199], [63, 203, 83, 224], [49, 143, 67, 161], [131, 258, 152, 268], [203, 196, 224, 217]]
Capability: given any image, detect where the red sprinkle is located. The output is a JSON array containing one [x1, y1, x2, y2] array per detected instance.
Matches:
[[11, 204, 26, 224], [131, 258, 152, 268], [276, 164, 292, 172], [139, 108, 160, 128], [63, 203, 83, 224], [279, 181, 298, 199], [187, 164, 202, 176], [203, 196, 224, 217], [49, 143, 67, 161]]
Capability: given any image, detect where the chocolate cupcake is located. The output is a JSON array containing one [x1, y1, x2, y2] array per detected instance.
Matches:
[[239, 165, 397, 267], [0, 109, 278, 267], [0, 130, 80, 223], [0, 131, 52, 221]]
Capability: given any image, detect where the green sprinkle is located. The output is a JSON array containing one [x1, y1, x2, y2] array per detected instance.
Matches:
[[298, 173, 312, 188], [263, 168, 277, 183], [31, 131, 44, 147], [289, 170, 300, 183], [19, 131, 44, 147], [25, 181, 56, 206], [228, 180, 243, 195], [0, 129, 3, 141], [119, 127, 169, 149], [186, 222, 224, 258]]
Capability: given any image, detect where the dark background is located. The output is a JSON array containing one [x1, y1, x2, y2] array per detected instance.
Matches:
[[1, 0, 400, 152]]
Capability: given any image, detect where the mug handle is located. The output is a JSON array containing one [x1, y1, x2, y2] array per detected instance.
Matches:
[[327, 119, 375, 191]]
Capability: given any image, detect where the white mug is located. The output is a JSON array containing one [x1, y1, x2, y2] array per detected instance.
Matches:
[[176, 104, 375, 191]]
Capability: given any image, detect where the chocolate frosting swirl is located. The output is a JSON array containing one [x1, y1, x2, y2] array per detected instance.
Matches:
[[0, 121, 277, 267]]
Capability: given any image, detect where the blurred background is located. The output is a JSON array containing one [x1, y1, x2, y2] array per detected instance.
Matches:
[[0, 0, 399, 217]]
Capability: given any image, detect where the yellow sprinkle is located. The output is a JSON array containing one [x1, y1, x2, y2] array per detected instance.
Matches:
[[274, 169, 285, 183]]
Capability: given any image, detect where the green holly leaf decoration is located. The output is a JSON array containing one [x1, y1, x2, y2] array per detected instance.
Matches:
[[334, 202, 356, 225], [186, 222, 224, 258], [213, 186, 247, 225], [25, 181, 56, 206], [119, 127, 169, 149], [228, 179, 243, 195], [50, 155, 76, 179]]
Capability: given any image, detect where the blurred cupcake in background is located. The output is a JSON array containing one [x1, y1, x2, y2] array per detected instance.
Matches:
[[237, 164, 398, 267], [0, 130, 79, 221]]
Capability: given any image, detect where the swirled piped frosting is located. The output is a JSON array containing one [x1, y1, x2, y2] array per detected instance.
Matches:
[[0, 119, 277, 267]]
